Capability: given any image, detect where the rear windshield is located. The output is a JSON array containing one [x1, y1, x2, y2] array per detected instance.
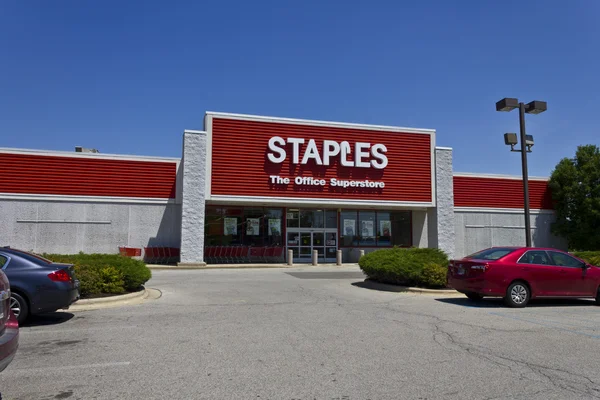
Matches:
[[465, 248, 517, 261], [2, 248, 53, 264]]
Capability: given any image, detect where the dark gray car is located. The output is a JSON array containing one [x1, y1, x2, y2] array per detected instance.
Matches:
[[0, 247, 80, 324]]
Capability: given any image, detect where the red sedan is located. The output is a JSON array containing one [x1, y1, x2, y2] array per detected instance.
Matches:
[[448, 247, 600, 307]]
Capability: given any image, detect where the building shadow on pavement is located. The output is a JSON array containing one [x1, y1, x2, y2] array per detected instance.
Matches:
[[436, 297, 596, 309], [21, 312, 74, 327]]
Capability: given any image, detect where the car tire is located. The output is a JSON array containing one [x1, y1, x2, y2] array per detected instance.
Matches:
[[10, 292, 29, 325], [596, 288, 600, 306], [465, 292, 484, 301], [504, 281, 530, 308]]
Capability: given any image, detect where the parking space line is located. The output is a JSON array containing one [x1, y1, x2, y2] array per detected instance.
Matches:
[[489, 312, 600, 339]]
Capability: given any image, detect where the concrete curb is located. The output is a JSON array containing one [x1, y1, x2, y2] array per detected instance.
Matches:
[[68, 289, 149, 311], [357, 280, 460, 296], [405, 286, 458, 294], [75, 289, 147, 305], [147, 263, 360, 270], [148, 264, 289, 270]]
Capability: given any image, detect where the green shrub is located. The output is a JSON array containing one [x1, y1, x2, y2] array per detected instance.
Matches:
[[421, 262, 448, 288], [359, 247, 449, 288], [572, 251, 600, 266], [73, 264, 103, 296], [97, 266, 126, 294], [43, 253, 151, 297]]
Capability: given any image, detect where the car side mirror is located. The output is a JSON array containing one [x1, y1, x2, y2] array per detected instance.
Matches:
[[582, 263, 591, 269]]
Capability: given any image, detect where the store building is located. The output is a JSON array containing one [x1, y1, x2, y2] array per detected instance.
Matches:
[[0, 112, 565, 264]]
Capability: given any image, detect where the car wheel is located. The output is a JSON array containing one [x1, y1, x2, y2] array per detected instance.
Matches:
[[596, 288, 600, 306], [465, 292, 484, 301], [10, 292, 29, 324], [505, 281, 530, 308]]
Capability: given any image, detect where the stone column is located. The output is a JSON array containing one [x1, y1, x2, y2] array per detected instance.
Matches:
[[428, 147, 456, 260], [178, 130, 207, 267]]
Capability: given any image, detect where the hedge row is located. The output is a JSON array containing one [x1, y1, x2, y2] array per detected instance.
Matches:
[[358, 247, 449, 289], [43, 253, 152, 297], [572, 251, 600, 267]]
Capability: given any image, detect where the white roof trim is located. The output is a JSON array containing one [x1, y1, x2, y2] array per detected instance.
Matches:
[[0, 147, 180, 163], [205, 111, 436, 135], [0, 193, 177, 204], [453, 172, 549, 181], [454, 207, 554, 214]]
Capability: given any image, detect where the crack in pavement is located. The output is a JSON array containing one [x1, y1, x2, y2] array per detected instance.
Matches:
[[363, 301, 600, 399], [432, 321, 600, 398]]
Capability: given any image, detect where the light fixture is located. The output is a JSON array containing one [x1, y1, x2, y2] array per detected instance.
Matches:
[[504, 133, 518, 151], [525, 101, 547, 115], [525, 135, 534, 146], [496, 98, 519, 112], [525, 135, 534, 152], [504, 133, 518, 146]]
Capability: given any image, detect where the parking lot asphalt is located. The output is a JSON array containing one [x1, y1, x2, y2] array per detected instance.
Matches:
[[1, 266, 600, 400]]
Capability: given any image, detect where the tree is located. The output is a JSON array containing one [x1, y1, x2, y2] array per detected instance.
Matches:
[[549, 144, 600, 250]]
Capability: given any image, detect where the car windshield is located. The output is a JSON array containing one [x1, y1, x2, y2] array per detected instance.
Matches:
[[2, 248, 53, 264], [465, 247, 517, 260]]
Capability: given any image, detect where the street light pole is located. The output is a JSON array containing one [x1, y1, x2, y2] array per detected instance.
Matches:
[[496, 98, 546, 248], [518, 102, 532, 247]]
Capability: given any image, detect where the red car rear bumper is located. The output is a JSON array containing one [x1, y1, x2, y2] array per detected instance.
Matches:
[[448, 276, 505, 297], [0, 311, 19, 373]]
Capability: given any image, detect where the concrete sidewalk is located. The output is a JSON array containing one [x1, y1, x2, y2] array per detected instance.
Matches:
[[147, 263, 360, 270]]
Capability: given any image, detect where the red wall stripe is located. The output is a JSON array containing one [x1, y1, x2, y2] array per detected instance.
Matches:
[[210, 117, 433, 203], [0, 153, 177, 199], [453, 176, 553, 210]]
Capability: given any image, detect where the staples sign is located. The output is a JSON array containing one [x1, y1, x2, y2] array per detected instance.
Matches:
[[266, 136, 388, 169]]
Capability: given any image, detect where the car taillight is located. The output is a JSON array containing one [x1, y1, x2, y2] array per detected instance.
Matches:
[[48, 269, 71, 282]]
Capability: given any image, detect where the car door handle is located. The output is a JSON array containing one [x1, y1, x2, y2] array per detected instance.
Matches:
[[560, 270, 568, 274]]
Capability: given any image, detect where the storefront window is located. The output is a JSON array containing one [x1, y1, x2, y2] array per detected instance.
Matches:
[[299, 209, 324, 228], [286, 209, 299, 228], [265, 208, 283, 246], [205, 206, 284, 247], [243, 208, 264, 246], [377, 211, 392, 246], [340, 211, 358, 246], [359, 211, 376, 246], [223, 208, 243, 245], [340, 209, 412, 247], [325, 210, 337, 229], [204, 206, 223, 246]]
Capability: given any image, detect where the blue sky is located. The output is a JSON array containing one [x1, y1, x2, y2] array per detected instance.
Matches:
[[1, 0, 598, 176]]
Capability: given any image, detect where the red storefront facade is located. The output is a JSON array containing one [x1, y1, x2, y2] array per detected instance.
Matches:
[[202, 112, 438, 263], [207, 113, 435, 206]]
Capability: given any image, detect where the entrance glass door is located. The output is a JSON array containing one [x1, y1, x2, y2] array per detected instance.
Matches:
[[324, 231, 338, 261], [300, 232, 312, 260], [287, 230, 337, 263]]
